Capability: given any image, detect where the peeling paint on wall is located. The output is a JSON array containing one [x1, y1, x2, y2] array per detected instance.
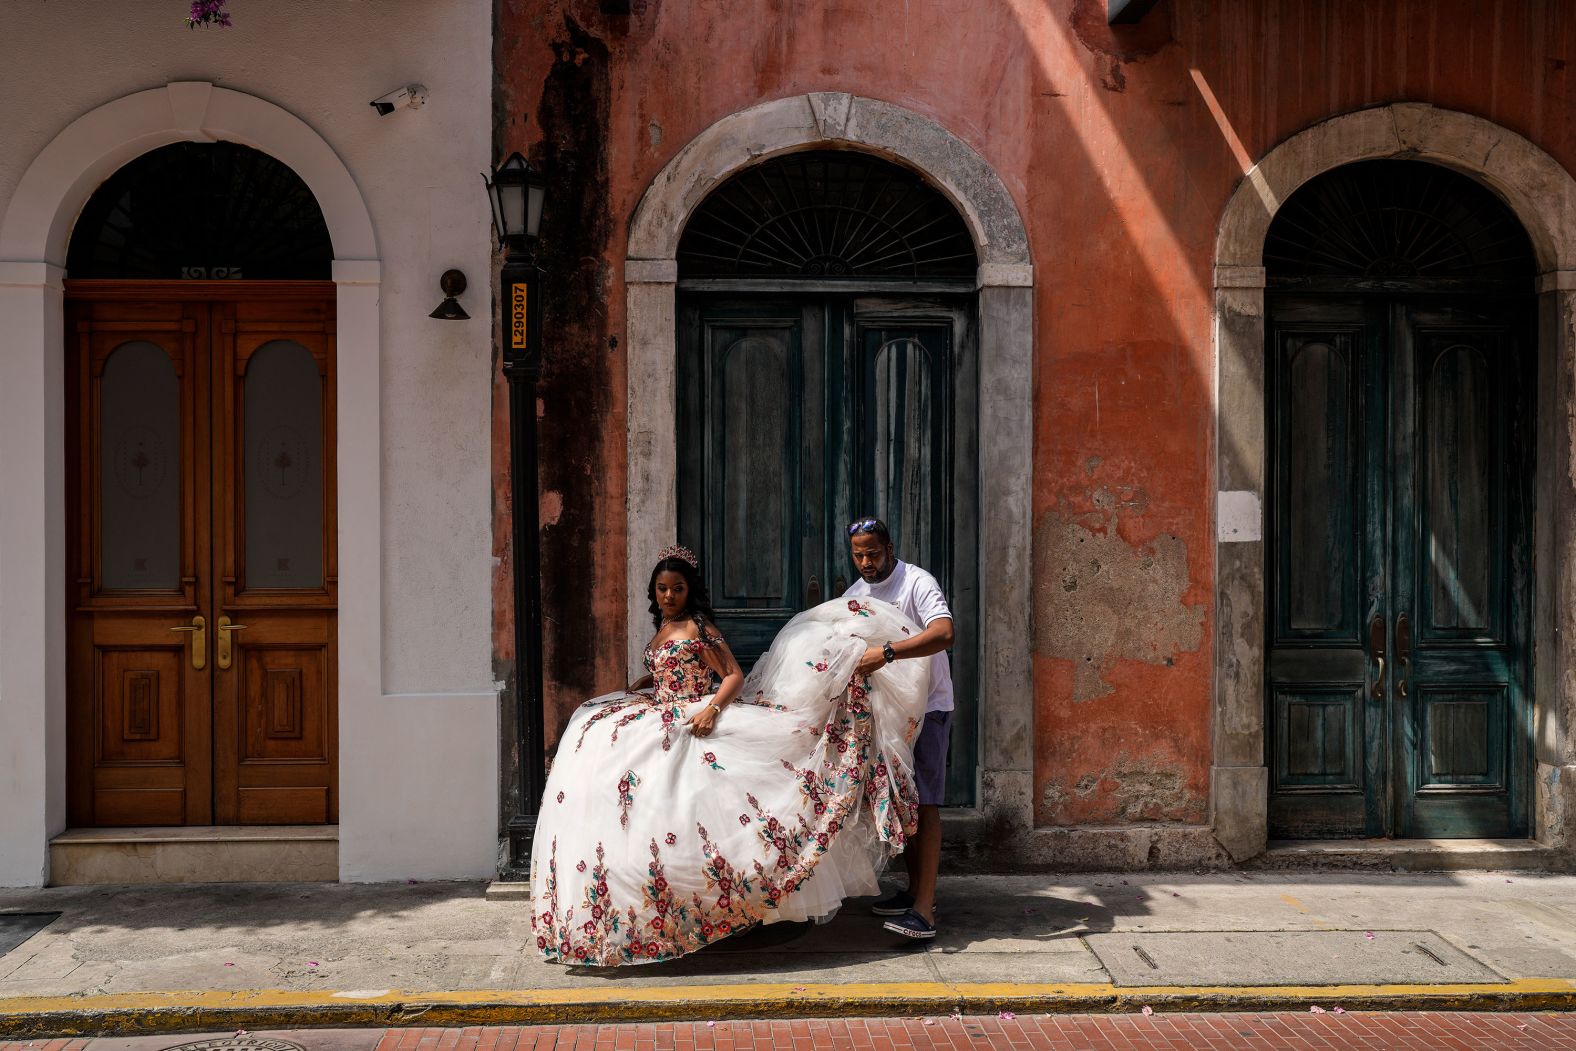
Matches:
[[1033, 488, 1204, 703], [1039, 751, 1206, 825]]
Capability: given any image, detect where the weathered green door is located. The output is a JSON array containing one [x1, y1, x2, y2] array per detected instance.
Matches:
[[678, 293, 978, 804], [1267, 294, 1533, 838]]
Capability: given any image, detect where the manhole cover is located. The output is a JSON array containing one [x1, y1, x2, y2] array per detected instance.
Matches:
[[0, 912, 59, 957], [161, 1041, 307, 1051], [1085, 929, 1506, 986]]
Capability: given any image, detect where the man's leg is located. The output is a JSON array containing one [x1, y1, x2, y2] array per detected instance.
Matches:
[[884, 709, 950, 932], [909, 804, 941, 923]]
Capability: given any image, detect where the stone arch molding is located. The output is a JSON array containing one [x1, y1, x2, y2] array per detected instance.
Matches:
[[624, 93, 1037, 834], [0, 80, 376, 265], [627, 92, 1031, 270], [1210, 102, 1576, 861]]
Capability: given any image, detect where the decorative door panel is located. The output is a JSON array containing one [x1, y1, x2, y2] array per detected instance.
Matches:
[[212, 301, 338, 824], [851, 322, 953, 592], [1267, 294, 1532, 839], [67, 286, 337, 828], [227, 625, 335, 824], [1393, 308, 1530, 838], [68, 303, 213, 826], [679, 293, 978, 805], [1266, 301, 1388, 837], [841, 308, 976, 805], [678, 304, 823, 666]]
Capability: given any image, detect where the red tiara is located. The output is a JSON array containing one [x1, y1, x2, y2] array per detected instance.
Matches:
[[658, 544, 699, 569]]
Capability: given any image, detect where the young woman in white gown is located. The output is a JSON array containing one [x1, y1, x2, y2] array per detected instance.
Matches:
[[529, 545, 930, 966]]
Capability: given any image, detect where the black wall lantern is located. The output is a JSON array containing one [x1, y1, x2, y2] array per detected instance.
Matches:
[[484, 152, 548, 255], [487, 152, 549, 878]]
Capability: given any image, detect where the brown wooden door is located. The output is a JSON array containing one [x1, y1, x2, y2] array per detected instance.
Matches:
[[67, 284, 338, 827]]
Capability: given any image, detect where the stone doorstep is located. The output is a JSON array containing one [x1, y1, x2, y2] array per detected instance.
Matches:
[[47, 826, 339, 886], [484, 881, 532, 901], [1251, 838, 1575, 872]]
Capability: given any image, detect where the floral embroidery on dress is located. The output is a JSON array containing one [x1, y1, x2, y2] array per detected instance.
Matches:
[[532, 599, 925, 968], [617, 770, 641, 830]]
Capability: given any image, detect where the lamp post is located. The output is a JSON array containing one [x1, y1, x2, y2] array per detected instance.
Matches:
[[485, 152, 549, 875]]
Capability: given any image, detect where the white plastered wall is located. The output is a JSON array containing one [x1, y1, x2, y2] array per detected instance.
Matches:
[[0, 1, 498, 885]]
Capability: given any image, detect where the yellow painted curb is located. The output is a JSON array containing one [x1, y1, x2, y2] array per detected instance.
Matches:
[[3, 979, 1576, 1037]]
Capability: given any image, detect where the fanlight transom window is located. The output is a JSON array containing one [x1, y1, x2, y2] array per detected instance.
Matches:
[[678, 151, 977, 280]]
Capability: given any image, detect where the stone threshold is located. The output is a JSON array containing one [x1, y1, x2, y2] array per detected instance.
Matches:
[[1252, 837, 1573, 872], [49, 825, 339, 885]]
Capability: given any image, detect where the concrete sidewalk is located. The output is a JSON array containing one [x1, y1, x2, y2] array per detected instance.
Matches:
[[5, 870, 1576, 1034]]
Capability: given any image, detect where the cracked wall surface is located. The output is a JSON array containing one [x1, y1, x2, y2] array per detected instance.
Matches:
[[495, 0, 1576, 853]]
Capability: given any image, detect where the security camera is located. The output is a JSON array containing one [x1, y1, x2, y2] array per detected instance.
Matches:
[[370, 84, 427, 116]]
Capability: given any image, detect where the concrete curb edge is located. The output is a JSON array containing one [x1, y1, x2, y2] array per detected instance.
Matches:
[[5, 980, 1576, 1037]]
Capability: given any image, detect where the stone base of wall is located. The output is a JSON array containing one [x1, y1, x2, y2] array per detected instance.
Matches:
[[942, 815, 1234, 872]]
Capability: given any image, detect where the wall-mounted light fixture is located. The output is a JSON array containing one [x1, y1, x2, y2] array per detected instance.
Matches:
[[429, 268, 470, 320]]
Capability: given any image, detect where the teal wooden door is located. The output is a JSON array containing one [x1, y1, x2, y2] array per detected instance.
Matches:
[[678, 293, 978, 804], [676, 302, 825, 665], [1267, 294, 1532, 838], [1392, 302, 1534, 837]]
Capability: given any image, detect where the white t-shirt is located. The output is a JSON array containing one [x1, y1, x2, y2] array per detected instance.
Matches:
[[843, 559, 954, 713]]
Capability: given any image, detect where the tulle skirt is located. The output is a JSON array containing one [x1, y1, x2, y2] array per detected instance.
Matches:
[[528, 597, 930, 966]]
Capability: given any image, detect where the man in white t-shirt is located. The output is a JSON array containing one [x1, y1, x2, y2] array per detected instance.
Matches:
[[844, 516, 954, 940]]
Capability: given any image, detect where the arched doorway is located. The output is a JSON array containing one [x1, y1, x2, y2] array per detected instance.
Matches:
[[674, 149, 981, 804], [1263, 159, 1536, 838], [64, 141, 339, 827]]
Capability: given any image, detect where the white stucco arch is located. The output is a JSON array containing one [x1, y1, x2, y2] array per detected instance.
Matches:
[[1210, 102, 1576, 859], [0, 81, 377, 265], [624, 92, 1036, 832], [0, 82, 382, 886]]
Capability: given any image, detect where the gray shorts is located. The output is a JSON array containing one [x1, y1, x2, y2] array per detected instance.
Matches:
[[913, 709, 952, 806]]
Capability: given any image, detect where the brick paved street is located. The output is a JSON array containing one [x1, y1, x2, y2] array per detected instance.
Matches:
[[12, 1015, 1576, 1051], [368, 1015, 1576, 1051]]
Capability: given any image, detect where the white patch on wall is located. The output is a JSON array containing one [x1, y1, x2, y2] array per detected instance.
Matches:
[[1217, 490, 1262, 543]]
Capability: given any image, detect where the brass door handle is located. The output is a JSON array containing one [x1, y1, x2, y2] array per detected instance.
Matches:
[[170, 615, 206, 670], [807, 575, 822, 607], [834, 575, 848, 597], [1395, 613, 1412, 699], [1367, 613, 1386, 700], [216, 615, 248, 670]]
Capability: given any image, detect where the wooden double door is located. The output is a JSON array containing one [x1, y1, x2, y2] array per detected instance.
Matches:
[[66, 285, 338, 827], [677, 292, 978, 804], [1267, 293, 1533, 838]]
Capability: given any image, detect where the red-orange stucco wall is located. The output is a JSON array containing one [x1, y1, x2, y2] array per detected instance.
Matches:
[[495, 0, 1576, 827]]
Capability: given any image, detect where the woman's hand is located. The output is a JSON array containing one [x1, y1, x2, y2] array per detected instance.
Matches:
[[686, 703, 721, 737]]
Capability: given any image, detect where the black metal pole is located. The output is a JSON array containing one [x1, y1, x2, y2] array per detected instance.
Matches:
[[502, 259, 546, 875]]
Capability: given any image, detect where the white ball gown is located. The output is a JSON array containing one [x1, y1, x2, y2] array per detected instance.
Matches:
[[529, 596, 930, 966]]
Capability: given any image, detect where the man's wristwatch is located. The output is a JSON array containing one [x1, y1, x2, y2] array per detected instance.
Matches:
[[882, 642, 897, 664]]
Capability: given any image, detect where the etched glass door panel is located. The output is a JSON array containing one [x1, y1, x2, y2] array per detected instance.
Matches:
[[99, 341, 182, 590], [243, 340, 324, 590], [214, 304, 338, 825], [68, 293, 339, 828], [68, 306, 212, 826]]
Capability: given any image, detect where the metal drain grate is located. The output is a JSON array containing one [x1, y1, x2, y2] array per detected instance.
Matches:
[[1085, 930, 1506, 987]]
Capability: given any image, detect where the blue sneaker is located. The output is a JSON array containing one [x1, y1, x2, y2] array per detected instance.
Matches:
[[882, 908, 937, 940], [870, 890, 915, 916]]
